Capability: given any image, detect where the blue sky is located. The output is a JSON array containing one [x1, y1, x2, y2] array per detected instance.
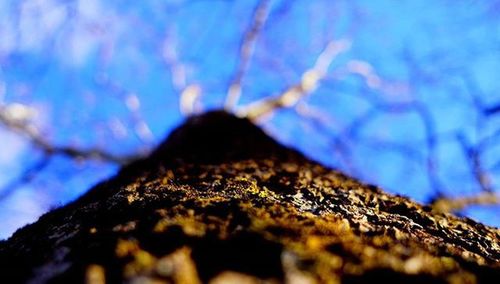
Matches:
[[1, 0, 499, 239]]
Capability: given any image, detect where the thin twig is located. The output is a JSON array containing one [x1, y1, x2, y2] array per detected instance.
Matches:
[[224, 0, 272, 110], [95, 77, 154, 144], [238, 39, 351, 120], [0, 156, 51, 201], [179, 84, 202, 116], [456, 133, 493, 193], [431, 192, 500, 213], [0, 105, 138, 165], [163, 32, 203, 116]]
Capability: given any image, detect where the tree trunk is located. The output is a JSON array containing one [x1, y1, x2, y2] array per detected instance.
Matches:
[[1, 111, 499, 283]]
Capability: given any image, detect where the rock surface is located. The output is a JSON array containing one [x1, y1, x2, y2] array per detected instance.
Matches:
[[1, 111, 499, 283]]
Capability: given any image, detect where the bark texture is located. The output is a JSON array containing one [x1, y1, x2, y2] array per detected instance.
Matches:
[[1, 111, 499, 283]]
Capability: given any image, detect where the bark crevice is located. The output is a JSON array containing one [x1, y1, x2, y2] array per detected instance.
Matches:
[[0, 111, 499, 283]]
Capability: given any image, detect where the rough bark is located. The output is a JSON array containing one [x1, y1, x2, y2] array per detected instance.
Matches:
[[0, 111, 499, 284]]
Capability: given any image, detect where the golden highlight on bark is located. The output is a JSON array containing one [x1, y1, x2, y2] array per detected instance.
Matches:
[[0, 111, 498, 283]]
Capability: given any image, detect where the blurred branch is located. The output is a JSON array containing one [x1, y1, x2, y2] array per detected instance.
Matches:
[[179, 84, 202, 116], [0, 156, 51, 201], [0, 103, 138, 165], [239, 39, 351, 120], [294, 102, 357, 172], [431, 192, 500, 214], [95, 77, 154, 144], [224, 0, 272, 110], [456, 133, 493, 193], [162, 32, 203, 116], [484, 103, 500, 116]]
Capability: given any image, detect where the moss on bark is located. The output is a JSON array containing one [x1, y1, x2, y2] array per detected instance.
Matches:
[[1, 111, 499, 283]]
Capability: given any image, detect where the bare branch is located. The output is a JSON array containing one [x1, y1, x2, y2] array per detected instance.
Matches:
[[294, 102, 358, 173], [224, 0, 272, 110], [179, 84, 202, 116], [94, 76, 154, 144], [484, 103, 500, 116], [0, 156, 51, 201], [456, 133, 493, 193], [239, 39, 351, 120], [345, 60, 382, 89], [431, 192, 500, 214], [162, 32, 203, 116], [0, 104, 138, 165]]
